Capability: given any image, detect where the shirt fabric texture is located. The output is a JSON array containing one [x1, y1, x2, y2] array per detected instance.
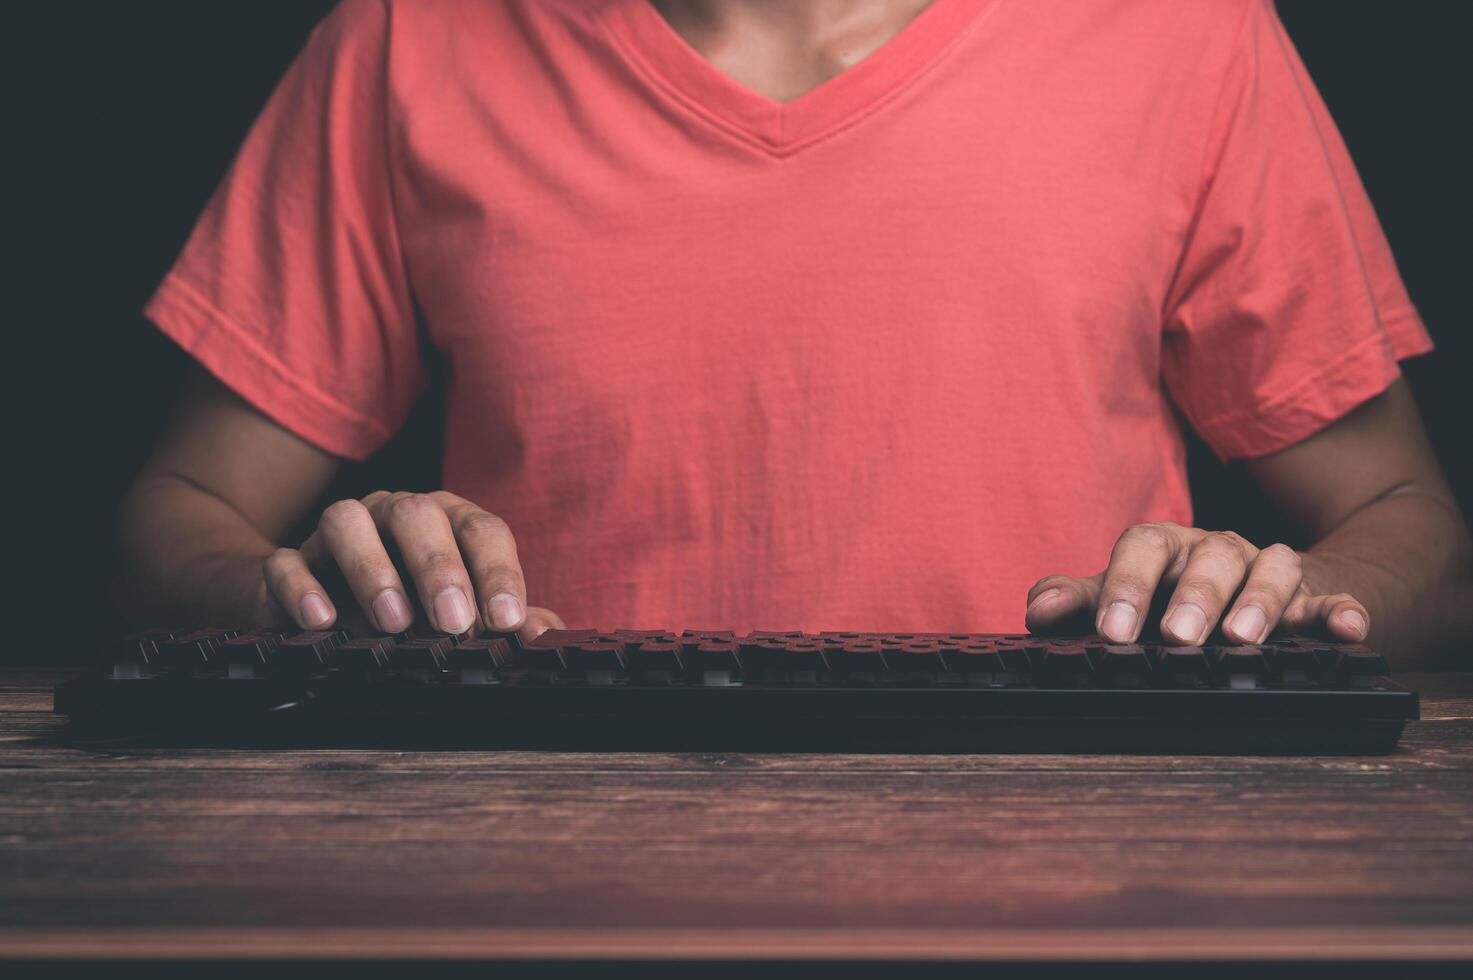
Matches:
[[145, 0, 1433, 633]]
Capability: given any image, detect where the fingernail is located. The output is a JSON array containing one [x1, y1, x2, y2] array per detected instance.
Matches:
[[1099, 601, 1138, 642], [487, 592, 525, 631], [1164, 602, 1208, 644], [1028, 588, 1062, 612], [1229, 605, 1268, 643], [433, 588, 475, 634], [299, 592, 333, 628], [371, 589, 412, 633], [1339, 609, 1368, 638]]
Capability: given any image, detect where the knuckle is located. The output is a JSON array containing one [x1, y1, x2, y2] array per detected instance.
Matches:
[[1119, 524, 1171, 554], [460, 511, 512, 540], [320, 498, 368, 532], [1260, 542, 1301, 567], [1199, 530, 1247, 555], [263, 548, 299, 578], [1175, 577, 1225, 606], [414, 550, 463, 581], [1102, 576, 1153, 605]]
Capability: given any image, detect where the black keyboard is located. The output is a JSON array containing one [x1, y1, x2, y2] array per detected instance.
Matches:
[[53, 627, 1419, 754]]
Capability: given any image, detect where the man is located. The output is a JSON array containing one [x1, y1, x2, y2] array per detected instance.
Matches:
[[119, 0, 1472, 667]]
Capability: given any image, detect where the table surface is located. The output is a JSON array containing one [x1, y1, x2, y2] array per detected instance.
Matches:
[[2, 667, 1472, 964]]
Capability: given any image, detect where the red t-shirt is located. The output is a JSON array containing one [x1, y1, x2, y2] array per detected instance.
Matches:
[[145, 0, 1432, 633]]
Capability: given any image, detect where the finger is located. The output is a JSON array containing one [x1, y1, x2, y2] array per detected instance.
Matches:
[[1221, 544, 1303, 644], [1096, 523, 1192, 642], [316, 499, 415, 634], [1160, 531, 1252, 645], [1025, 574, 1098, 633], [517, 606, 566, 644], [439, 500, 528, 632], [373, 493, 477, 634], [1282, 592, 1370, 641], [262, 546, 337, 630]]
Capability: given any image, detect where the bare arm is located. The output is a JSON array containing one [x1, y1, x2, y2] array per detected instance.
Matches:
[[1251, 378, 1473, 669], [118, 368, 561, 640], [1028, 377, 1473, 670], [117, 369, 339, 628]]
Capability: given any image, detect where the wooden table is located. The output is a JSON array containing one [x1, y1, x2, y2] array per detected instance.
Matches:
[[2, 668, 1471, 969]]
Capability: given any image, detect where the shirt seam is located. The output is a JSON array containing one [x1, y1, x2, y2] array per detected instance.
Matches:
[[600, 0, 1001, 159], [153, 273, 397, 444], [1189, 316, 1419, 437]]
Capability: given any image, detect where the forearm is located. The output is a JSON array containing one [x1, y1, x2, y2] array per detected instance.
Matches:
[[116, 473, 278, 629], [1302, 485, 1473, 669]]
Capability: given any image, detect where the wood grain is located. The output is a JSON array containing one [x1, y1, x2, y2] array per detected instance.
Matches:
[[2, 669, 1471, 961]]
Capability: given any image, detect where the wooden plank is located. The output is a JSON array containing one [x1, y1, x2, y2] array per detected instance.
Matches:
[[3, 926, 1472, 960], [2, 667, 1470, 961], [2, 768, 1471, 933], [2, 730, 1473, 772]]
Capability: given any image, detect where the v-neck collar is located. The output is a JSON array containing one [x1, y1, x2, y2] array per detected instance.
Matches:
[[599, 0, 1002, 156]]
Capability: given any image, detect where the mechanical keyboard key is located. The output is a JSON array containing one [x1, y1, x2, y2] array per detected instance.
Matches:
[[516, 632, 568, 674], [1265, 641, 1322, 686], [391, 636, 454, 671], [1038, 644, 1094, 686], [826, 640, 888, 680], [1097, 644, 1153, 687], [274, 630, 347, 672], [949, 644, 1015, 686], [736, 639, 787, 681], [613, 630, 676, 653], [883, 641, 947, 679], [219, 632, 282, 678], [157, 628, 239, 672], [326, 637, 396, 671], [563, 641, 626, 685], [109, 630, 179, 678], [1215, 645, 1272, 689], [627, 640, 683, 684], [777, 640, 828, 684], [685, 640, 741, 686], [1154, 645, 1212, 687], [1334, 643, 1391, 688], [445, 637, 511, 684]]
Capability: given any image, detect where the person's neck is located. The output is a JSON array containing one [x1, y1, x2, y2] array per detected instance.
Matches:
[[648, 0, 938, 103]]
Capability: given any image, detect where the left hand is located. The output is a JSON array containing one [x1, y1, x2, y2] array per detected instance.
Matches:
[[1026, 522, 1370, 645]]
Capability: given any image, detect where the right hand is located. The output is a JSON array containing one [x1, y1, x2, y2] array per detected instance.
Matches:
[[258, 490, 563, 641]]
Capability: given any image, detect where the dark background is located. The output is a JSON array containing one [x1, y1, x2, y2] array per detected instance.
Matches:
[[17, 2, 1471, 643]]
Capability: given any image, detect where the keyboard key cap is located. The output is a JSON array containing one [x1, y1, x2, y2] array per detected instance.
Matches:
[[627, 640, 683, 682], [447, 637, 513, 670], [1334, 643, 1391, 687], [1097, 644, 1152, 686], [1215, 645, 1271, 689], [1154, 645, 1212, 687], [326, 637, 395, 671], [391, 636, 454, 670], [563, 641, 626, 684], [685, 640, 741, 686], [826, 641, 888, 676], [884, 642, 947, 675], [1038, 644, 1093, 685], [157, 628, 239, 671], [218, 632, 282, 678]]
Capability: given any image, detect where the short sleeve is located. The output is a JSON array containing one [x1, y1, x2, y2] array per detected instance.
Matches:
[[143, 0, 421, 461], [1161, 0, 1433, 462]]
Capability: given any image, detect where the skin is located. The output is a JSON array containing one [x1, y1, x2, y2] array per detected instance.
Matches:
[[117, 1, 1473, 667]]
